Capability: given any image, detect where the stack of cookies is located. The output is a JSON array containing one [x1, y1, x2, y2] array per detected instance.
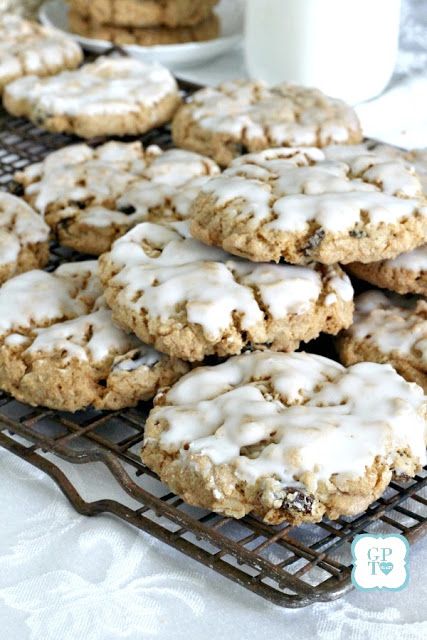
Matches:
[[1, 68, 427, 528], [67, 0, 220, 46]]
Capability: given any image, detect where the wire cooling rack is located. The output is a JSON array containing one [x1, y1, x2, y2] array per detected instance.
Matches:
[[0, 86, 426, 607]]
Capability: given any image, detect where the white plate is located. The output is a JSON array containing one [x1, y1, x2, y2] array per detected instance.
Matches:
[[39, 0, 244, 69]]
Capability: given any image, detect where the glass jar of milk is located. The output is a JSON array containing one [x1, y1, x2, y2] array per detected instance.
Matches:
[[245, 0, 402, 104]]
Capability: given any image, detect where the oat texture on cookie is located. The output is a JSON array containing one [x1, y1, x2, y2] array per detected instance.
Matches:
[[15, 141, 220, 255], [99, 218, 354, 361], [172, 80, 363, 166], [68, 10, 220, 45], [69, 0, 219, 27], [0, 14, 82, 93], [0, 261, 188, 411], [338, 290, 427, 393], [0, 191, 49, 284], [189, 145, 427, 265], [3, 57, 181, 138], [142, 351, 427, 523]]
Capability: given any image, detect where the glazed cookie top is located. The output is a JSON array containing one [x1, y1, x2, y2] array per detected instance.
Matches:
[[0, 192, 49, 265], [146, 351, 427, 490], [345, 290, 427, 364], [178, 80, 362, 146], [0, 260, 166, 368], [16, 141, 220, 223], [0, 14, 82, 89], [196, 145, 427, 234], [103, 220, 353, 341], [4, 56, 178, 118]]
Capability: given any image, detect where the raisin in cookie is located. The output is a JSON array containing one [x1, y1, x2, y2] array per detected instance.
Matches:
[[99, 219, 353, 362], [338, 290, 427, 393], [0, 192, 49, 285], [3, 57, 180, 139], [69, 0, 218, 27], [15, 141, 220, 255], [190, 146, 427, 265], [172, 80, 362, 166], [0, 261, 188, 411], [69, 10, 219, 45], [0, 14, 82, 94], [142, 351, 427, 524]]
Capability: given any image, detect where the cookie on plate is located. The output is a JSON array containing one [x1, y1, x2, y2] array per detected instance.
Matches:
[[142, 350, 427, 524], [0, 14, 82, 94], [3, 57, 181, 139], [0, 261, 188, 411], [69, 10, 220, 45], [172, 80, 363, 166], [190, 146, 427, 265], [99, 219, 354, 361], [338, 290, 427, 393], [15, 141, 220, 255], [0, 192, 49, 284], [69, 0, 219, 27]]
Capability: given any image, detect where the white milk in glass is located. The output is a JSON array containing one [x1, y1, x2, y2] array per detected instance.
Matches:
[[245, 0, 401, 104]]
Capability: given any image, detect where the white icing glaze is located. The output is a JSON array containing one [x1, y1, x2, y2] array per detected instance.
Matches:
[[0, 261, 100, 334], [108, 221, 353, 340], [148, 351, 426, 490], [0, 260, 166, 368], [386, 244, 427, 271], [201, 146, 427, 233], [348, 291, 427, 365], [185, 80, 360, 145], [5, 57, 178, 117], [0, 14, 82, 89], [0, 192, 49, 265], [16, 142, 219, 229], [27, 308, 139, 364]]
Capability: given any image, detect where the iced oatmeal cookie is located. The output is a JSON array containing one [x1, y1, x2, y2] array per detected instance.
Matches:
[[0, 14, 82, 94], [0, 192, 49, 284], [337, 290, 427, 393], [68, 0, 219, 27], [190, 146, 427, 265], [172, 80, 362, 166], [0, 261, 188, 411], [68, 10, 219, 45], [3, 57, 180, 138], [142, 351, 427, 524], [98, 220, 354, 361], [15, 141, 220, 255]]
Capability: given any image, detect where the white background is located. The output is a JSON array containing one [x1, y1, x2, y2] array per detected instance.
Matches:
[[1, 1, 427, 638]]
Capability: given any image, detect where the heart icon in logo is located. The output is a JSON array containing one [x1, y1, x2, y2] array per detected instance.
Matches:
[[379, 562, 394, 575]]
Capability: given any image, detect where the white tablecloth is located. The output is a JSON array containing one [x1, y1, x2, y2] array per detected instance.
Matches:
[[1, 2, 427, 638]]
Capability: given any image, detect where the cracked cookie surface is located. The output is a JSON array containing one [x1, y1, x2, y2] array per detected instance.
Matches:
[[172, 80, 362, 166], [0, 14, 82, 94], [3, 57, 180, 138], [99, 219, 354, 361], [347, 146, 427, 293], [142, 351, 427, 524], [0, 261, 188, 411], [15, 141, 219, 255], [190, 146, 427, 265], [0, 192, 49, 284], [337, 290, 427, 393]]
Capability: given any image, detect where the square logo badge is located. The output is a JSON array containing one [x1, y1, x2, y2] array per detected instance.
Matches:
[[351, 534, 410, 591]]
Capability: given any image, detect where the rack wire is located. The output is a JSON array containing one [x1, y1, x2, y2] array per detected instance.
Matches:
[[0, 85, 426, 608]]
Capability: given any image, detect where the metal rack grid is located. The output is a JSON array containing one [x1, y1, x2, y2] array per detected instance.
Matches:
[[0, 97, 426, 608]]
